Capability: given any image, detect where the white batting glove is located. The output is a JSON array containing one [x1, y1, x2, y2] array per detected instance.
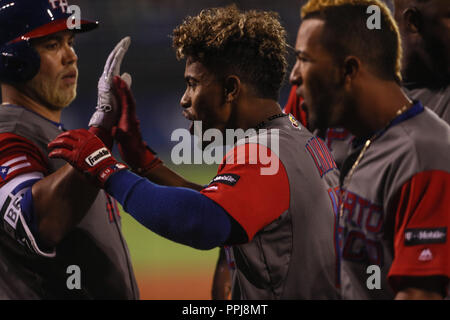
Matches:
[[89, 36, 132, 130]]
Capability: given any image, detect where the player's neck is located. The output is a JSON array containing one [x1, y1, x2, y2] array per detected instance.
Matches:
[[346, 82, 412, 138], [238, 97, 283, 131], [1, 83, 62, 123]]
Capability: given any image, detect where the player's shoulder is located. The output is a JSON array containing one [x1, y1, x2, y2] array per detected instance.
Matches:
[[259, 114, 339, 184], [263, 113, 313, 144], [0, 132, 49, 173], [0, 105, 27, 132], [394, 107, 450, 171], [0, 132, 33, 142], [0, 105, 62, 149], [0, 105, 38, 136], [378, 106, 450, 202], [0, 132, 40, 151], [0, 104, 56, 130], [231, 114, 314, 160]]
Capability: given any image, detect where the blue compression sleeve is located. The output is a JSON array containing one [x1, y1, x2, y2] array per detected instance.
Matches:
[[105, 170, 231, 250]]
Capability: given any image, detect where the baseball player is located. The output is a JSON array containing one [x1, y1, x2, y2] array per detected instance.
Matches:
[[287, 0, 450, 170], [48, 6, 341, 300], [394, 0, 450, 124], [290, 0, 450, 299], [0, 0, 138, 299], [284, 85, 354, 169]]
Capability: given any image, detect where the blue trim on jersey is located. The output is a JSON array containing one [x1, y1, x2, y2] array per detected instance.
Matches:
[[11, 178, 40, 196], [2, 104, 65, 130], [390, 100, 424, 127], [352, 100, 425, 149], [105, 170, 232, 250]]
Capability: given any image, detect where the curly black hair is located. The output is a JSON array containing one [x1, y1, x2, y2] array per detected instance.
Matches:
[[172, 5, 288, 100]]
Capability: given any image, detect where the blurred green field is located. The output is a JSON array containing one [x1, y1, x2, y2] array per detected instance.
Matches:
[[119, 163, 221, 300]]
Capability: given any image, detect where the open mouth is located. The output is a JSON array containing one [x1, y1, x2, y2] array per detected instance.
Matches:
[[300, 99, 308, 112], [182, 110, 196, 134]]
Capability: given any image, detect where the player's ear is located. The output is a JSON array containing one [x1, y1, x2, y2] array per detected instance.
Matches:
[[342, 56, 360, 85], [224, 75, 240, 103], [403, 8, 421, 34]]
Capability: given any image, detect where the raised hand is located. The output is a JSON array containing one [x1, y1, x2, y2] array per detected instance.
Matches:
[[48, 129, 128, 188], [113, 76, 162, 174], [88, 37, 132, 148]]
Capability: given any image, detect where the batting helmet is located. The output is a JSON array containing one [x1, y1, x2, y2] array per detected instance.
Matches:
[[0, 0, 98, 83]]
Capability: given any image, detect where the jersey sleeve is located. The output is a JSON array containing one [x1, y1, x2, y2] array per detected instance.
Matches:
[[200, 143, 290, 242], [0, 133, 48, 186], [283, 85, 308, 128], [388, 170, 450, 290], [0, 132, 55, 257]]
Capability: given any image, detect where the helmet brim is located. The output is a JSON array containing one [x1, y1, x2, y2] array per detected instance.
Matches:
[[11, 18, 98, 43]]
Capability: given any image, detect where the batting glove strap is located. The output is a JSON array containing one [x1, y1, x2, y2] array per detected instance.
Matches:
[[98, 162, 129, 187], [48, 129, 127, 188], [131, 145, 163, 175]]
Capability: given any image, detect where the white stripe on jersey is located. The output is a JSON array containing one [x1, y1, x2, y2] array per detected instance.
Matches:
[[18, 211, 56, 258], [7, 162, 32, 175], [0, 171, 55, 258], [1, 155, 27, 167]]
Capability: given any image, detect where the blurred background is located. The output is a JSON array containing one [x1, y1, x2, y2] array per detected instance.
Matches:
[[66, 0, 393, 299]]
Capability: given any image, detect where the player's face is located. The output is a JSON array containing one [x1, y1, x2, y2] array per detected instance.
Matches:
[[289, 19, 347, 131], [420, 0, 450, 80], [396, 0, 450, 82], [26, 30, 78, 110], [181, 57, 231, 136]]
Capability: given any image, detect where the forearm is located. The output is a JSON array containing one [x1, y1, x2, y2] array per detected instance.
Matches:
[[105, 169, 230, 250], [45, 128, 226, 249], [32, 164, 99, 246], [142, 163, 203, 191]]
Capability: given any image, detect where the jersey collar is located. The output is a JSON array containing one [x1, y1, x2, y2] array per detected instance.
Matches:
[[352, 100, 424, 149]]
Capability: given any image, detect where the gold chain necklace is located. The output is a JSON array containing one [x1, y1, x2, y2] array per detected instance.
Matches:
[[339, 102, 412, 218]]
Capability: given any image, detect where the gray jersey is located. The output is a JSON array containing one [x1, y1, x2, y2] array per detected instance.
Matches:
[[339, 102, 450, 299], [0, 105, 138, 299], [317, 127, 353, 170], [404, 83, 450, 125], [201, 114, 341, 299], [324, 85, 450, 169]]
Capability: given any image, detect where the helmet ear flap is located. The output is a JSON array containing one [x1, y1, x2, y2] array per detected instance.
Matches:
[[0, 41, 40, 83]]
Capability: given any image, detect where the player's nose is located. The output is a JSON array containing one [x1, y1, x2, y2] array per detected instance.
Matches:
[[289, 61, 303, 86], [180, 90, 191, 109], [62, 45, 78, 66]]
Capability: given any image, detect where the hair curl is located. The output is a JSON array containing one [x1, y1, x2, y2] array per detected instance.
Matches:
[[301, 0, 402, 83], [172, 5, 288, 100]]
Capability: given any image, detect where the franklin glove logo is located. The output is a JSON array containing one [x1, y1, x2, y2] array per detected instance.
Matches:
[[86, 148, 111, 167]]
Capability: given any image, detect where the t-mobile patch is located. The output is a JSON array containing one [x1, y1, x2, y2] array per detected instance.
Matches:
[[404, 227, 447, 246], [209, 174, 240, 186]]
